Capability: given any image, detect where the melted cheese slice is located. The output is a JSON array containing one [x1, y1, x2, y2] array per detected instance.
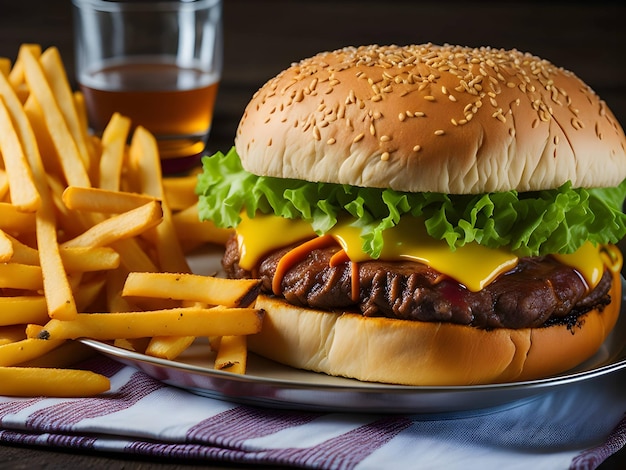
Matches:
[[236, 213, 608, 292]]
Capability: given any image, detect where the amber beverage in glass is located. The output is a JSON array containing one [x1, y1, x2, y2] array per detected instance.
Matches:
[[72, 0, 223, 171]]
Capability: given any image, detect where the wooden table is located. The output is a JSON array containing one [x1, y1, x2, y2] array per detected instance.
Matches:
[[1, 1, 626, 468]]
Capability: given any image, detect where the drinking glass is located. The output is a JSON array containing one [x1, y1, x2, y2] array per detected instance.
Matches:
[[72, 0, 223, 172]]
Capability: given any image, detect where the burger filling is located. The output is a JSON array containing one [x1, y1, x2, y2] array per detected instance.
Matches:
[[223, 235, 614, 330]]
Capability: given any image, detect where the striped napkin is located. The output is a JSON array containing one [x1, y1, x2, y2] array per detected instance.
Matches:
[[0, 355, 625, 470]]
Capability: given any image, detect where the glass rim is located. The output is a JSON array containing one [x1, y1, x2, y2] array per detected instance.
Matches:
[[71, 0, 221, 13]]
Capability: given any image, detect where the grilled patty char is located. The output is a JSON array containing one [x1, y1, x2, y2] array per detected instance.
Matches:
[[223, 235, 612, 329]]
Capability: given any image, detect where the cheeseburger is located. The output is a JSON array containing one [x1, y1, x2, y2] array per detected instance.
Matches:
[[197, 44, 626, 385]]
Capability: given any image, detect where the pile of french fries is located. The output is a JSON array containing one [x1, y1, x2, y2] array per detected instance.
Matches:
[[0, 44, 262, 397]]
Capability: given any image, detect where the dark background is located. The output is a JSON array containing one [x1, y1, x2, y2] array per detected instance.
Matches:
[[1, 1, 626, 469]]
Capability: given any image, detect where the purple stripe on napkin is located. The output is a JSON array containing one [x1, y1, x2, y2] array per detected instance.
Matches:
[[25, 370, 165, 429], [187, 406, 319, 445], [0, 398, 44, 419], [126, 440, 248, 461], [264, 415, 413, 469], [570, 413, 626, 470], [0, 429, 98, 450]]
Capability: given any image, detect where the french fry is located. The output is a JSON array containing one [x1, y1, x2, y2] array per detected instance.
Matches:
[[0, 296, 49, 326], [0, 337, 66, 366], [0, 97, 40, 211], [61, 200, 163, 249], [23, 94, 62, 177], [39, 47, 91, 170], [35, 307, 264, 340], [113, 337, 150, 353], [110, 238, 159, 273], [99, 112, 131, 191], [5, 238, 120, 271], [2, 232, 37, 264], [37, 205, 79, 320], [129, 126, 189, 273], [0, 168, 9, 200], [172, 202, 234, 247], [60, 246, 121, 272], [0, 58, 10, 78], [8, 44, 41, 93], [0, 263, 43, 290], [145, 336, 195, 360], [123, 272, 261, 307], [62, 186, 158, 214], [22, 47, 91, 187], [0, 202, 36, 232], [0, 367, 110, 397], [163, 173, 201, 211], [0, 229, 13, 262], [214, 335, 247, 374]]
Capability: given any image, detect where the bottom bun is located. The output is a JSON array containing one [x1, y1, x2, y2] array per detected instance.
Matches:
[[248, 270, 622, 385]]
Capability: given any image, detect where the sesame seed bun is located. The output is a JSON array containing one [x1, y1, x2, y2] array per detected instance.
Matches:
[[236, 44, 626, 194]]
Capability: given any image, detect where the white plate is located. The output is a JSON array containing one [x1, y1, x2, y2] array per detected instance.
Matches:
[[80, 247, 626, 415]]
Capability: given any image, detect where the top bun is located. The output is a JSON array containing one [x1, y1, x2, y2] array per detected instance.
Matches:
[[235, 44, 626, 194]]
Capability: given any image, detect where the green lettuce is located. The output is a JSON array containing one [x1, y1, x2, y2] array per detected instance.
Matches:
[[196, 147, 626, 258]]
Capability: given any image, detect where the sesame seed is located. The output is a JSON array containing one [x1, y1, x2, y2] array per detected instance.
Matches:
[[380, 135, 391, 142], [381, 152, 390, 161], [448, 94, 457, 102], [353, 133, 365, 143], [313, 126, 321, 141], [413, 145, 422, 152], [327, 138, 336, 145], [398, 112, 406, 121], [571, 117, 584, 130], [434, 129, 445, 136], [492, 109, 506, 123], [424, 95, 436, 101], [370, 123, 376, 136]]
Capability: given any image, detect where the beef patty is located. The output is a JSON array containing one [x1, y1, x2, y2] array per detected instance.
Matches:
[[223, 236, 613, 329]]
